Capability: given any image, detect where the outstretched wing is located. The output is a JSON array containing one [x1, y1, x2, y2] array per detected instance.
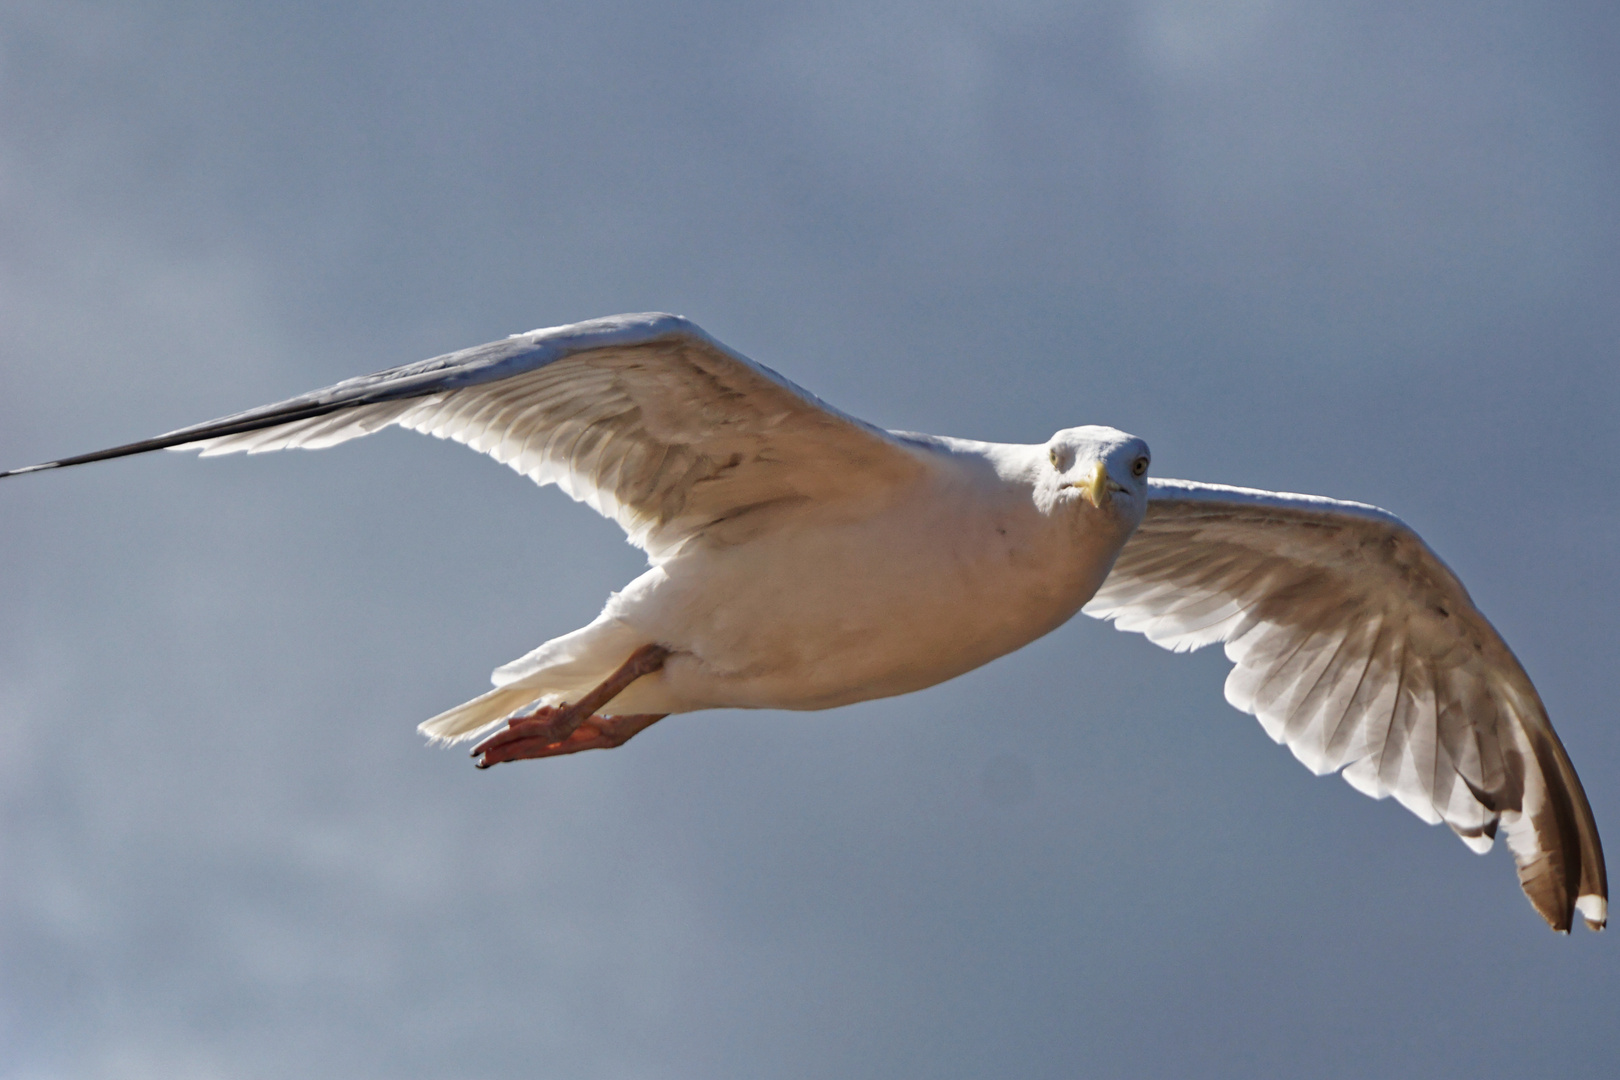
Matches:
[[0, 313, 926, 560], [1085, 478, 1607, 932]]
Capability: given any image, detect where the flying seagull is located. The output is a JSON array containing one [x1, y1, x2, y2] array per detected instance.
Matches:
[[1, 313, 1605, 933]]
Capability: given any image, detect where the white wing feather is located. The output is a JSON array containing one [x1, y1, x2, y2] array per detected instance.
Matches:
[[8, 313, 925, 561], [1086, 478, 1607, 932]]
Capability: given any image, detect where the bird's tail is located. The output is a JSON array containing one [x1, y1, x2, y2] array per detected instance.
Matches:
[[417, 683, 548, 744], [418, 616, 652, 744]]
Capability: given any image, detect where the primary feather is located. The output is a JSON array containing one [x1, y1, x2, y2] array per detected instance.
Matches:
[[1085, 479, 1607, 932], [3, 313, 923, 561]]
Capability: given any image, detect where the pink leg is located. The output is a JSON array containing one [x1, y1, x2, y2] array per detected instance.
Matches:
[[475, 712, 669, 766], [472, 644, 671, 768]]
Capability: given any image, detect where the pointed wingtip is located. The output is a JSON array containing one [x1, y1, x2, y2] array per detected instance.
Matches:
[[1577, 893, 1607, 931], [0, 461, 62, 480]]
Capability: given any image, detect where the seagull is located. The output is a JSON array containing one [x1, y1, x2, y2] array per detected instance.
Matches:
[[1, 312, 1606, 933]]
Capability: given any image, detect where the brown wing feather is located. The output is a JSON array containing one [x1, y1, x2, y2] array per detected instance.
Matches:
[[1087, 478, 1607, 932]]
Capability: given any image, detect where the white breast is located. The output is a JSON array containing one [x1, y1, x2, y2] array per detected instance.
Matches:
[[634, 455, 1133, 712]]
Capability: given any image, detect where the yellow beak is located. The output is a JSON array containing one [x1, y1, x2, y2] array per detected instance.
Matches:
[[1076, 461, 1109, 508]]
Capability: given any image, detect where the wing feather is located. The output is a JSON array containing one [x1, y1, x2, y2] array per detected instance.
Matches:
[[1086, 477, 1607, 931], [2, 313, 926, 559]]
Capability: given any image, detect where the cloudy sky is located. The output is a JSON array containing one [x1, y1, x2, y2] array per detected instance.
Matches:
[[1, 2, 1616, 1077]]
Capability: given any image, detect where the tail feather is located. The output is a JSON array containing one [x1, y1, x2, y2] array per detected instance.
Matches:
[[418, 683, 547, 744], [423, 616, 658, 744]]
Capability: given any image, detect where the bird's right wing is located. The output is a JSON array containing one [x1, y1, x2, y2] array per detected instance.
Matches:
[[1085, 478, 1606, 932], [0, 313, 928, 561]]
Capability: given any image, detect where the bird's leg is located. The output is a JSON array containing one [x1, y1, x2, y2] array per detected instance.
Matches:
[[479, 712, 670, 766], [472, 643, 671, 768]]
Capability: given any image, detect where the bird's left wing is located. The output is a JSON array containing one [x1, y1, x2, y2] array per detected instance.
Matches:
[[0, 313, 926, 560], [1084, 478, 1606, 932]]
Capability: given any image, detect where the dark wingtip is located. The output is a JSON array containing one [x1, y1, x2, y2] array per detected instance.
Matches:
[[0, 431, 215, 478], [0, 461, 63, 480]]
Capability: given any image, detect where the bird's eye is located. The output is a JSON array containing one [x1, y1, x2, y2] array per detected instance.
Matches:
[[1131, 456, 1149, 477], [1049, 447, 1062, 469]]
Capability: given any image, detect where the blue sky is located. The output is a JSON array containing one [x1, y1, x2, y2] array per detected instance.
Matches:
[[2, 3, 1617, 1077]]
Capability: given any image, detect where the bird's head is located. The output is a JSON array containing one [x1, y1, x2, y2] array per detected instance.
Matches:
[[1041, 426, 1151, 528]]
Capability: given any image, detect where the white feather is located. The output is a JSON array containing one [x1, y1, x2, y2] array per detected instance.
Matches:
[[1086, 478, 1606, 930]]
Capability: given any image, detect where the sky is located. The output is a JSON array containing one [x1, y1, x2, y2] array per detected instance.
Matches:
[[1, 2, 1617, 1077]]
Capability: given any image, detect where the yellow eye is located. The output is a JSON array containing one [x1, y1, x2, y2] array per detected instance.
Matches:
[[1050, 447, 1062, 469], [1131, 456, 1149, 477]]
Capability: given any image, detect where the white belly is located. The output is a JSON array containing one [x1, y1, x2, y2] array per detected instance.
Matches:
[[624, 481, 1133, 712]]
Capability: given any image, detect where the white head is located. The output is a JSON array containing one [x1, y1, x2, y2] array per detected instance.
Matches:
[[1040, 425, 1151, 528]]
